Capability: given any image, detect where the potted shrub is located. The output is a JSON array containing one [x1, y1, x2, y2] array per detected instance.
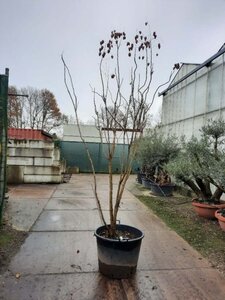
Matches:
[[62, 24, 173, 278], [167, 119, 225, 219], [215, 209, 225, 231], [136, 129, 179, 196]]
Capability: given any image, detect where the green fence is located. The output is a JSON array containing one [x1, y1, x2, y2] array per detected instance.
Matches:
[[0, 69, 9, 223], [60, 141, 139, 173]]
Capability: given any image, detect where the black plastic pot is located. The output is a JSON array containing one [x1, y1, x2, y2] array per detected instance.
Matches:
[[137, 172, 145, 184], [94, 224, 144, 279], [136, 172, 142, 184], [141, 178, 152, 189], [151, 183, 175, 197]]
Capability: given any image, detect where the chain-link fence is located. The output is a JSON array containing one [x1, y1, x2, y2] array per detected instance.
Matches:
[[0, 69, 9, 223]]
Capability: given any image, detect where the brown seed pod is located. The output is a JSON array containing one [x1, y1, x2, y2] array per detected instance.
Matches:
[[102, 52, 106, 58], [158, 43, 161, 49], [153, 32, 157, 39], [100, 40, 104, 45], [127, 42, 130, 46], [142, 56, 144, 60], [145, 22, 148, 26], [128, 53, 131, 57], [111, 74, 115, 78], [111, 55, 114, 59]]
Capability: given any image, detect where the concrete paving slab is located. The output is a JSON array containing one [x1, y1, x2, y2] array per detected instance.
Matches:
[[52, 188, 134, 198], [32, 210, 103, 231], [9, 229, 209, 277], [2, 174, 225, 300], [0, 273, 130, 300], [31, 210, 168, 232], [56, 181, 121, 190], [1, 268, 225, 300], [9, 232, 98, 275], [9, 184, 56, 199], [45, 196, 145, 211], [6, 198, 49, 231]]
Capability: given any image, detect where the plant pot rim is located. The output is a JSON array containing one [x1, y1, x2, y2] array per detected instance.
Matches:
[[192, 199, 225, 208], [215, 210, 225, 221], [94, 224, 144, 243], [151, 182, 175, 187]]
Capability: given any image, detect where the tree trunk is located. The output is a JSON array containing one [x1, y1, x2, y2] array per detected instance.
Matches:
[[212, 188, 223, 201]]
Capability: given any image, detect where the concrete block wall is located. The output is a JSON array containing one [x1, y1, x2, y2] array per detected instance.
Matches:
[[7, 140, 65, 183]]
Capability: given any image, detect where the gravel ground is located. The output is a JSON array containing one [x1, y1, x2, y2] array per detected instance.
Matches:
[[0, 214, 28, 274]]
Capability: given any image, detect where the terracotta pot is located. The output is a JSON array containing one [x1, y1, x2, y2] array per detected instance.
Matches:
[[215, 210, 225, 231], [192, 200, 225, 219]]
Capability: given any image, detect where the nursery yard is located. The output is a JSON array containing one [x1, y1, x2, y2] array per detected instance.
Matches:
[[1, 184, 225, 277], [132, 185, 225, 276], [1, 176, 225, 299]]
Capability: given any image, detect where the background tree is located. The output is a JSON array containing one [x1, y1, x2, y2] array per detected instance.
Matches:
[[8, 86, 25, 128], [8, 86, 68, 132]]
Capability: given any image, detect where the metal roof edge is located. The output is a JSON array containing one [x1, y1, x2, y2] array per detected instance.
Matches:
[[159, 46, 225, 96]]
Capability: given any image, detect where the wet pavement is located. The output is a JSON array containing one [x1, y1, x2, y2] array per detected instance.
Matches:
[[1, 174, 225, 299]]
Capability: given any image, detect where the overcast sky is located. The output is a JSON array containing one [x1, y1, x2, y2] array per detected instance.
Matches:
[[1, 0, 225, 123]]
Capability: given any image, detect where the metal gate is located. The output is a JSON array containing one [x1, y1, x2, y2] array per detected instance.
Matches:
[[0, 69, 9, 223]]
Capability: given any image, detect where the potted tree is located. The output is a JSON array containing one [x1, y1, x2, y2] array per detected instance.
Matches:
[[136, 129, 179, 196], [62, 24, 173, 278], [167, 119, 225, 219]]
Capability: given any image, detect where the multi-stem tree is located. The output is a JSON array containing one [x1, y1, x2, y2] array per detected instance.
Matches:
[[167, 119, 225, 202], [62, 24, 172, 237]]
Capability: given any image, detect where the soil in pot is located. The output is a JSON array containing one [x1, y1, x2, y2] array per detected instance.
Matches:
[[192, 200, 225, 219], [94, 224, 144, 279]]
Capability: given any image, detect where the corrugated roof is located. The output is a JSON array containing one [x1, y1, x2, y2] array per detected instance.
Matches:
[[159, 45, 225, 96], [8, 128, 53, 141]]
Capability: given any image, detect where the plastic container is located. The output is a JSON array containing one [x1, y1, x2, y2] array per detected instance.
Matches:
[[94, 224, 144, 279]]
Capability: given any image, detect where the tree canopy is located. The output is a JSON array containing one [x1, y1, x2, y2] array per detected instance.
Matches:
[[8, 86, 68, 132]]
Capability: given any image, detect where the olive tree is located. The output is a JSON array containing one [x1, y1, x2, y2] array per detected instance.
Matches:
[[167, 119, 225, 202]]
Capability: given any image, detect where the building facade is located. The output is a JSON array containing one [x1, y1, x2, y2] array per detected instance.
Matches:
[[160, 45, 225, 139]]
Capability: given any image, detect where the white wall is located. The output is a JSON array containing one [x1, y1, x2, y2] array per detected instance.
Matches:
[[7, 140, 65, 183], [160, 53, 225, 139], [63, 124, 134, 144]]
